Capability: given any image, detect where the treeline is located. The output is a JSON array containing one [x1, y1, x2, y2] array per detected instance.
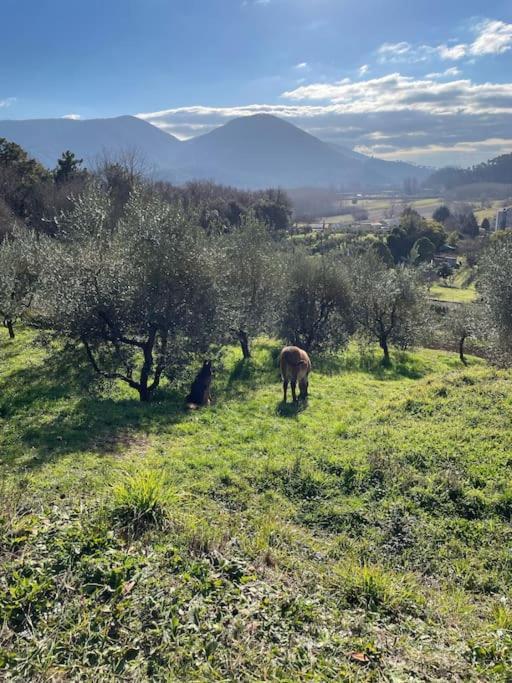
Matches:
[[0, 176, 433, 400], [0, 138, 293, 238], [427, 153, 512, 190]]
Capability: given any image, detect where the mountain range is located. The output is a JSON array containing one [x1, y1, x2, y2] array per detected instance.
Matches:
[[0, 113, 428, 190]]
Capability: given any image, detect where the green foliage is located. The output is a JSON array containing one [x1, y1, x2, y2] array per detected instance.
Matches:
[[428, 152, 512, 189], [433, 204, 451, 223], [0, 226, 42, 337], [253, 188, 292, 232], [280, 254, 352, 352], [460, 209, 480, 237], [371, 240, 394, 267], [410, 236, 435, 264], [387, 208, 446, 262], [349, 252, 428, 361], [53, 150, 85, 184], [221, 215, 284, 356], [479, 232, 512, 363], [0, 137, 51, 221], [38, 184, 221, 400]]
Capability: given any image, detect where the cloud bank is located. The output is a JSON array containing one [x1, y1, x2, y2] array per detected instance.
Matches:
[[137, 70, 512, 166]]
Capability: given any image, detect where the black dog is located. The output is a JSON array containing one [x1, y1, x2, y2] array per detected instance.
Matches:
[[185, 361, 212, 409]]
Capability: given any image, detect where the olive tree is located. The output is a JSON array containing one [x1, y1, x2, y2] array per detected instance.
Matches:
[[349, 252, 428, 364], [221, 215, 283, 358], [445, 304, 478, 366], [280, 254, 353, 353], [39, 184, 220, 401], [479, 234, 512, 364], [0, 226, 41, 338]]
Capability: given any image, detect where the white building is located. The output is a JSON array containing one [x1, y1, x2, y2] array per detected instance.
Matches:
[[495, 207, 512, 230]]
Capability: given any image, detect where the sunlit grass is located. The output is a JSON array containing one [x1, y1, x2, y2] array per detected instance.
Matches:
[[1, 330, 511, 679]]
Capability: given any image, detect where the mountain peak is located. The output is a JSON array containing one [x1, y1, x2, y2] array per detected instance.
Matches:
[[0, 113, 429, 189]]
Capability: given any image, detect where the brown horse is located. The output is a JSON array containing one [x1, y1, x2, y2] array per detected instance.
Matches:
[[279, 346, 311, 403]]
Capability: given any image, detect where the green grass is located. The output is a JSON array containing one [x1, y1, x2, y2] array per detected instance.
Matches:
[[430, 283, 478, 303], [2, 331, 512, 680]]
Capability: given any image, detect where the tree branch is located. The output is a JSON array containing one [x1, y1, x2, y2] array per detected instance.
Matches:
[[82, 338, 141, 391]]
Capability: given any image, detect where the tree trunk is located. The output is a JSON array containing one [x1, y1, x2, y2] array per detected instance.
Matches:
[[459, 335, 468, 366], [379, 336, 390, 365], [237, 329, 251, 359], [138, 384, 152, 402], [5, 320, 15, 339], [138, 328, 157, 402]]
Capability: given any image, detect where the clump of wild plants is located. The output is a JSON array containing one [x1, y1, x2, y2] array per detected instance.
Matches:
[[381, 505, 416, 555], [110, 470, 171, 535]]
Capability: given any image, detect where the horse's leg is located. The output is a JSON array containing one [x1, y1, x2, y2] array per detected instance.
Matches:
[[299, 377, 308, 399], [291, 380, 297, 402], [283, 380, 288, 403]]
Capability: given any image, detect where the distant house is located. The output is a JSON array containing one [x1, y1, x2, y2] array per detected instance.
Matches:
[[495, 207, 512, 230], [433, 254, 458, 268]]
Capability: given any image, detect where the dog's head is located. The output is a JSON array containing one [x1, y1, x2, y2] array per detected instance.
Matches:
[[203, 360, 212, 373]]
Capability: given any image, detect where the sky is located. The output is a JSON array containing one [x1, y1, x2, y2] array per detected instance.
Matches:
[[1, 0, 512, 167]]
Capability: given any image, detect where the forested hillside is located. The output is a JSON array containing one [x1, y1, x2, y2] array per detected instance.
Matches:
[[428, 153, 512, 190]]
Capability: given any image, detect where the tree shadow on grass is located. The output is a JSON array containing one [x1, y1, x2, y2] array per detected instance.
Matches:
[[313, 349, 428, 381], [2, 340, 285, 471], [225, 345, 280, 398], [0, 348, 190, 471]]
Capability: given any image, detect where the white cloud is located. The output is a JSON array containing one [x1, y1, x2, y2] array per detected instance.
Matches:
[[470, 19, 512, 55], [358, 64, 369, 76], [0, 97, 16, 109], [436, 43, 467, 60], [282, 73, 512, 116], [355, 138, 512, 160], [62, 113, 81, 120], [425, 67, 461, 78], [294, 62, 309, 70], [377, 41, 417, 62], [378, 18, 512, 63]]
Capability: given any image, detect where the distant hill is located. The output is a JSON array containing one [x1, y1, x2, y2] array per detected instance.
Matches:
[[0, 113, 428, 190], [427, 153, 512, 191], [0, 115, 180, 169], [168, 114, 429, 189]]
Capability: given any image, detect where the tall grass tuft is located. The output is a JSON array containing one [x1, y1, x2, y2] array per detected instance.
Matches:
[[111, 470, 171, 535]]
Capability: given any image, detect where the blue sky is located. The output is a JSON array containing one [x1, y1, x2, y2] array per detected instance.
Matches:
[[1, 0, 512, 166]]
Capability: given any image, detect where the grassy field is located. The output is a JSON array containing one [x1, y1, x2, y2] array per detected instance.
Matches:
[[2, 331, 512, 680], [429, 283, 478, 304], [474, 202, 502, 226], [322, 197, 442, 225]]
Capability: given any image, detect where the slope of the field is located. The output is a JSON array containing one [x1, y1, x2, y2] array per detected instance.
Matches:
[[2, 332, 512, 680]]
